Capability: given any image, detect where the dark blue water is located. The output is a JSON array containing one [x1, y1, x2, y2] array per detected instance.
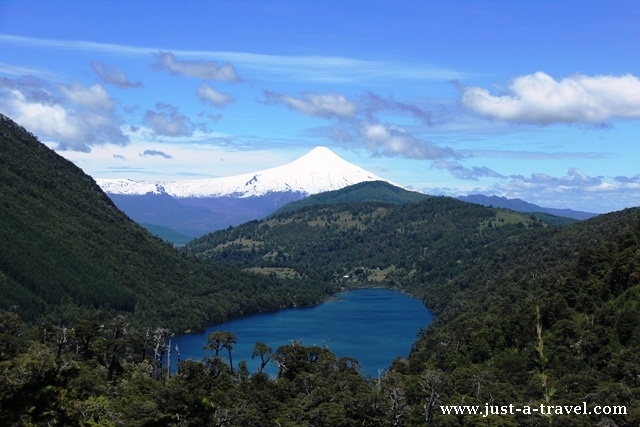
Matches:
[[170, 288, 433, 377]]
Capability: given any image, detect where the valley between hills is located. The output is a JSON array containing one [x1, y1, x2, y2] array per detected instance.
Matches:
[[1, 114, 639, 425]]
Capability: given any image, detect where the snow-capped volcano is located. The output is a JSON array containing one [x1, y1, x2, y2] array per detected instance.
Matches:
[[98, 146, 390, 198], [96, 147, 397, 240]]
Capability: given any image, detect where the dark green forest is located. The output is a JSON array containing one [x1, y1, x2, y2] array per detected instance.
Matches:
[[1, 114, 639, 425], [269, 180, 431, 216], [0, 114, 334, 333]]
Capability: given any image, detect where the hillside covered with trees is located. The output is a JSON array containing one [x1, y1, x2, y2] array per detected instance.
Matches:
[[270, 180, 431, 216], [0, 114, 333, 332], [186, 195, 549, 286]]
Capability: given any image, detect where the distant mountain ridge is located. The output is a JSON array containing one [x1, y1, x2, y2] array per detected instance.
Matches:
[[98, 148, 599, 242], [459, 194, 598, 220]]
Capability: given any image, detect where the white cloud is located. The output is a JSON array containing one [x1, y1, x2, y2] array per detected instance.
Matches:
[[615, 174, 640, 184], [428, 166, 639, 213], [0, 34, 472, 83], [460, 72, 640, 125], [359, 91, 433, 124], [10, 91, 82, 139], [143, 103, 194, 137], [361, 123, 457, 160], [0, 78, 127, 151], [0, 61, 56, 79], [259, 89, 461, 160], [59, 83, 114, 111], [262, 90, 357, 119], [141, 149, 173, 159], [196, 83, 234, 107], [153, 51, 240, 82], [485, 167, 640, 212], [506, 167, 605, 189], [431, 160, 505, 181], [91, 61, 142, 88]]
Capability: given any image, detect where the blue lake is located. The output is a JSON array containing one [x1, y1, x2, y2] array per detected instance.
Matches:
[[171, 288, 433, 377]]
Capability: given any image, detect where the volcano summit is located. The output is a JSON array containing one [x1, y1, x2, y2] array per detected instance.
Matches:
[[97, 147, 394, 240]]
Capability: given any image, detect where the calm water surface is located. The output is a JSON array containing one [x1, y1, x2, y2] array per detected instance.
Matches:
[[171, 288, 433, 377]]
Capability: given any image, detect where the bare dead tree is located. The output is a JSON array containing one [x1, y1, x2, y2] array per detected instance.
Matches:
[[152, 327, 172, 381], [166, 339, 171, 379], [420, 369, 444, 423], [54, 324, 69, 358], [175, 343, 181, 374]]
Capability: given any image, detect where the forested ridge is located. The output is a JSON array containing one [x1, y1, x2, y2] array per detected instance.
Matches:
[[0, 114, 333, 332], [186, 196, 548, 286], [1, 114, 639, 425], [269, 180, 431, 216]]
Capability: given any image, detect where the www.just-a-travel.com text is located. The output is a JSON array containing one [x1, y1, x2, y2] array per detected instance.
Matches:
[[439, 402, 627, 417]]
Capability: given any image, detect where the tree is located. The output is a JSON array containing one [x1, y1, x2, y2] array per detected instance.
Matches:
[[74, 317, 103, 359], [205, 331, 237, 375], [419, 368, 445, 423], [251, 341, 273, 374], [151, 327, 172, 381]]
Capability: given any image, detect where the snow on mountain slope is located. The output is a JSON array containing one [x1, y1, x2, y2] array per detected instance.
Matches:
[[97, 179, 166, 195], [98, 147, 392, 198]]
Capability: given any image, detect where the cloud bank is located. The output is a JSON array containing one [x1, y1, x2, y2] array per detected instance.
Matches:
[[0, 76, 128, 151], [431, 161, 506, 181], [460, 72, 640, 125], [361, 124, 456, 160], [488, 167, 640, 212], [261, 89, 457, 161]]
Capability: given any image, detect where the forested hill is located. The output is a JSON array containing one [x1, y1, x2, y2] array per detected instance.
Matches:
[[406, 206, 640, 424], [186, 196, 550, 284], [270, 180, 430, 215], [0, 114, 331, 331]]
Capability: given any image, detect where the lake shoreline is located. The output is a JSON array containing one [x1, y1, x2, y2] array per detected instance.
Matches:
[[171, 288, 434, 378]]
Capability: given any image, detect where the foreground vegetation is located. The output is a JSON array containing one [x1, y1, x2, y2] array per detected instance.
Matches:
[[1, 313, 418, 426]]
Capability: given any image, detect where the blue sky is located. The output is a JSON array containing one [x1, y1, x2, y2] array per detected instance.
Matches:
[[1, 0, 639, 213]]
